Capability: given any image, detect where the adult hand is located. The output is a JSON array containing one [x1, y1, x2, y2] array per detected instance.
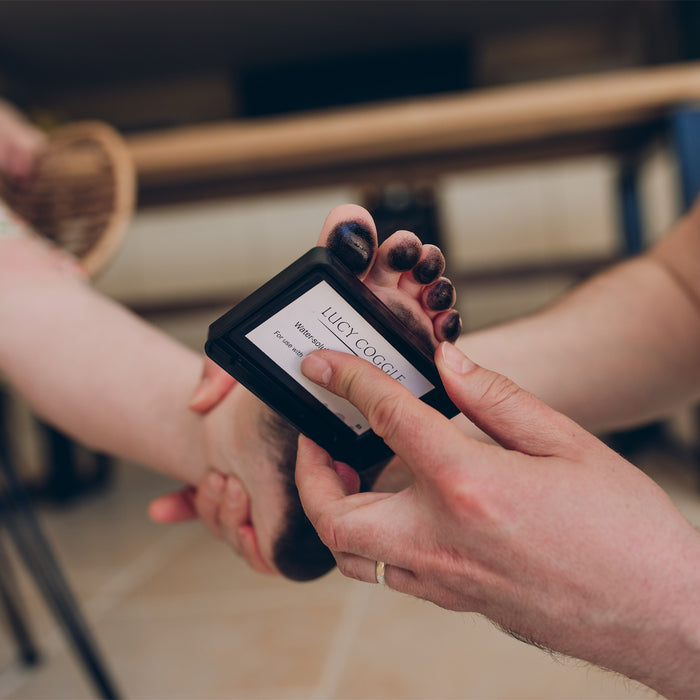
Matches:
[[149, 355, 258, 565], [0, 99, 46, 182], [295, 343, 700, 698], [149, 470, 274, 575]]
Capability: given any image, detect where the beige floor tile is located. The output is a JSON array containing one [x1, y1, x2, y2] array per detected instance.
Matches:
[[2, 575, 352, 699], [124, 527, 352, 607], [0, 465, 193, 691], [2, 653, 96, 700], [332, 590, 655, 700], [90, 598, 344, 699]]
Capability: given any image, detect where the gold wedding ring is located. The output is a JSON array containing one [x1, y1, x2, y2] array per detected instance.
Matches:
[[375, 560, 386, 585]]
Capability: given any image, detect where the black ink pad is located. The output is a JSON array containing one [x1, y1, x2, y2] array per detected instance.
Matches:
[[205, 247, 458, 472]]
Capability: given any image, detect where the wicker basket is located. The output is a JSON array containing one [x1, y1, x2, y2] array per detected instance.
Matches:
[[0, 121, 135, 278]]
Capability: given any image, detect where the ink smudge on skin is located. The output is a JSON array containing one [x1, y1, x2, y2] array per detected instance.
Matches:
[[259, 409, 337, 581], [412, 247, 445, 285], [425, 278, 455, 311], [390, 301, 437, 352], [327, 221, 376, 275], [262, 404, 389, 581], [387, 239, 422, 271], [441, 309, 462, 343]]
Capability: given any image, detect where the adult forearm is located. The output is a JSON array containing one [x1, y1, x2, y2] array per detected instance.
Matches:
[[460, 225, 700, 433], [587, 528, 700, 699], [0, 238, 207, 484]]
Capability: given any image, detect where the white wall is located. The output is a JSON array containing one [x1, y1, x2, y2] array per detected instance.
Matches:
[[96, 150, 680, 331]]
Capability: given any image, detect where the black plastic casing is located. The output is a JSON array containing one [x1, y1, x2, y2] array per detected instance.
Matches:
[[205, 247, 458, 472]]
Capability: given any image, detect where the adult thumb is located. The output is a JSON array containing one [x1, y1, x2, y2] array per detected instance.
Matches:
[[436, 342, 583, 456]]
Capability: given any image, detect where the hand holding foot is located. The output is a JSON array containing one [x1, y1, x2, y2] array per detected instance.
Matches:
[[152, 204, 462, 581], [295, 342, 700, 697]]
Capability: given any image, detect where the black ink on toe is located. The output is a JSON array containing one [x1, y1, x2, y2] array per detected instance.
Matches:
[[387, 240, 422, 272], [327, 221, 376, 275], [426, 278, 455, 311], [412, 249, 445, 285], [441, 309, 462, 343]]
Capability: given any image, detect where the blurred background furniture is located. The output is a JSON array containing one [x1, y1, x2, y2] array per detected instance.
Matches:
[[2, 0, 698, 302], [125, 61, 700, 258], [0, 390, 120, 698]]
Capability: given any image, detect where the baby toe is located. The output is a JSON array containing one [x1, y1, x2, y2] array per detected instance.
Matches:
[[422, 277, 456, 313], [319, 205, 378, 278], [411, 244, 445, 285], [367, 230, 422, 287], [434, 309, 462, 343]]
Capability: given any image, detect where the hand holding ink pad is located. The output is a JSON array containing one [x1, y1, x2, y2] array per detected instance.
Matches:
[[205, 247, 458, 472]]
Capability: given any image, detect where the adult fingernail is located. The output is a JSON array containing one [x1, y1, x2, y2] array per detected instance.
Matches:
[[204, 471, 225, 499], [440, 342, 475, 374], [301, 353, 332, 386], [225, 477, 245, 507]]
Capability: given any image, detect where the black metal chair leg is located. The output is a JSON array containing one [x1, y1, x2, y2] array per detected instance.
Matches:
[[0, 389, 120, 698], [0, 459, 121, 700], [0, 529, 40, 666], [38, 423, 113, 504]]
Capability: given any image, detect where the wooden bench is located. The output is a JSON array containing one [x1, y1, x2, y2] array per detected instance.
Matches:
[[125, 61, 700, 284], [127, 62, 699, 190]]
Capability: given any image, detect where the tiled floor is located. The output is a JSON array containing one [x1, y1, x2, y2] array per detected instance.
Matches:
[[0, 437, 697, 699]]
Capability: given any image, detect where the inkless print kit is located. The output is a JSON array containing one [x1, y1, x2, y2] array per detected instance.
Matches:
[[206, 247, 458, 472]]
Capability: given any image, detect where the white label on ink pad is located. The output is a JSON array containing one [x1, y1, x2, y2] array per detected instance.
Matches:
[[246, 281, 434, 435]]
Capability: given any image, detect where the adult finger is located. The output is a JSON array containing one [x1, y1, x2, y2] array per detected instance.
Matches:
[[7, 126, 45, 181], [300, 351, 487, 482], [436, 342, 589, 456], [205, 475, 277, 574], [148, 487, 197, 523], [189, 357, 237, 413], [332, 551, 417, 590], [295, 435, 354, 547], [191, 471, 228, 539], [236, 523, 277, 575], [296, 434, 404, 572]]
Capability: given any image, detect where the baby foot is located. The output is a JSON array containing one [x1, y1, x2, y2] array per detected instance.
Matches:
[[356, 229, 462, 350], [324, 210, 461, 351], [196, 205, 461, 581]]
